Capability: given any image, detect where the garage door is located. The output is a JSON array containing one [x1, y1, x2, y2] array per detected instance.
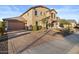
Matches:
[[7, 20, 25, 31]]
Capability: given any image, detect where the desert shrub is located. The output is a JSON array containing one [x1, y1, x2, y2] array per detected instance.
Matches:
[[0, 22, 5, 36], [62, 28, 74, 36], [0, 27, 4, 36]]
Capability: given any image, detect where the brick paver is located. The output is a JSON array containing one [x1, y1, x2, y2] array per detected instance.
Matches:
[[8, 29, 50, 53], [21, 31, 79, 54], [3, 29, 79, 54]]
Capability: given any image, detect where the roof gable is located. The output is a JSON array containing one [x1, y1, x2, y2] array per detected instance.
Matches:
[[20, 5, 50, 16]]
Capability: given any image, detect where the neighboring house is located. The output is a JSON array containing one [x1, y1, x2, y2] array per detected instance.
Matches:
[[60, 19, 77, 29], [68, 20, 77, 28], [3, 5, 59, 31], [76, 24, 79, 28]]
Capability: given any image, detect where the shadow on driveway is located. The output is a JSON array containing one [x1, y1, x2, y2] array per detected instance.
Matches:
[[8, 32, 31, 39], [65, 33, 79, 44]]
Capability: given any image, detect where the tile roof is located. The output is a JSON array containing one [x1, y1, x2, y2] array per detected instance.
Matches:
[[3, 16, 26, 23]]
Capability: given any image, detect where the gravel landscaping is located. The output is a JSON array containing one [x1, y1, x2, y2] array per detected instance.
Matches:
[[0, 40, 8, 54]]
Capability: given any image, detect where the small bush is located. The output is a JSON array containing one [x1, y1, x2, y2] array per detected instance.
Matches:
[[62, 28, 74, 36], [32, 25, 38, 31], [0, 27, 5, 36]]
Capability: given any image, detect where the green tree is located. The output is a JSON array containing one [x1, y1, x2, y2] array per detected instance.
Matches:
[[59, 19, 71, 27], [59, 19, 72, 34], [0, 21, 5, 36], [0, 21, 2, 28]]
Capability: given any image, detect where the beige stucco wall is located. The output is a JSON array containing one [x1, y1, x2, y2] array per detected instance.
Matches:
[[22, 9, 33, 26], [34, 7, 49, 20], [32, 7, 50, 27], [22, 7, 50, 27], [71, 23, 76, 27], [21, 6, 57, 29]]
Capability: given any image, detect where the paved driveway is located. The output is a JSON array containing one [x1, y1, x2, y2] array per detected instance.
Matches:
[[21, 31, 79, 54], [7, 30, 31, 39], [7, 30, 79, 54], [8, 29, 50, 53]]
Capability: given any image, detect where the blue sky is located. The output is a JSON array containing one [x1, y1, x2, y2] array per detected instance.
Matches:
[[0, 5, 79, 22]]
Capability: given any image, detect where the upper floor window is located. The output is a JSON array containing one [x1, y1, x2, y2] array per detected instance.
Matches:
[[51, 13, 55, 19], [51, 13, 53, 18], [35, 10, 37, 16], [38, 12, 40, 16], [40, 12, 42, 15], [54, 14, 55, 19], [40, 12, 45, 16]]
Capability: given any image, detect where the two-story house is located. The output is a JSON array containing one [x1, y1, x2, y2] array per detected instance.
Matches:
[[3, 5, 58, 31]]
